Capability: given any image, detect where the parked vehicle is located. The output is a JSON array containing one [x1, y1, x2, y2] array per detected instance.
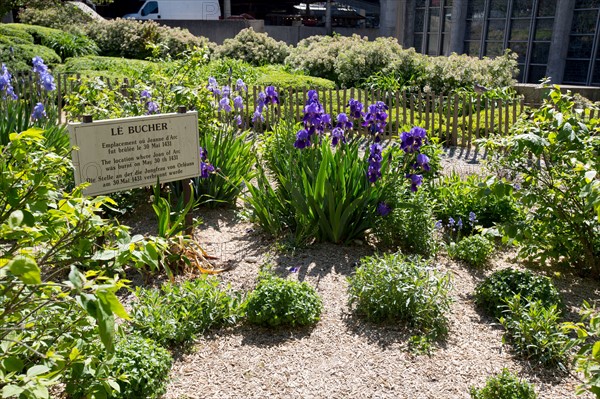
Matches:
[[123, 0, 221, 20]]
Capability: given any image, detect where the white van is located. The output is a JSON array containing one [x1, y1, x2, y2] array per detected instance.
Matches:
[[123, 0, 221, 20]]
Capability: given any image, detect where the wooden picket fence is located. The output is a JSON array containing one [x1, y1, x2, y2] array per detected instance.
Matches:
[[11, 72, 563, 148]]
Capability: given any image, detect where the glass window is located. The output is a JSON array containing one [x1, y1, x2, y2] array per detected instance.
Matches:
[[537, 0, 556, 17], [592, 60, 600, 84], [416, 0, 427, 7], [528, 65, 548, 83], [516, 67, 525, 82], [442, 33, 451, 54], [510, 18, 531, 40], [531, 42, 550, 63], [508, 41, 528, 62], [414, 34, 424, 52], [415, 9, 426, 32], [467, 0, 485, 18], [568, 35, 595, 58], [571, 10, 599, 33], [534, 18, 554, 40], [487, 18, 506, 40], [464, 40, 481, 56], [512, 0, 533, 17], [563, 60, 590, 83], [490, 0, 508, 18], [429, 7, 441, 33], [575, 0, 600, 8], [485, 41, 505, 56], [141, 1, 158, 16], [428, 34, 440, 54], [443, 6, 453, 32], [465, 19, 484, 40]]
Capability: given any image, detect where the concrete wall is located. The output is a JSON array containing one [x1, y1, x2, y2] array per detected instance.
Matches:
[[159, 19, 265, 44], [515, 83, 600, 105], [265, 26, 379, 45]]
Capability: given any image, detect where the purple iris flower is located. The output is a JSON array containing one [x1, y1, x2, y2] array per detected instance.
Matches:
[[362, 102, 388, 141], [252, 110, 264, 123], [236, 78, 247, 92], [435, 220, 443, 230], [469, 212, 477, 224], [199, 147, 208, 161], [448, 217, 455, 227], [265, 86, 279, 104], [0, 64, 17, 100], [40, 72, 55, 91], [377, 202, 392, 217], [141, 90, 151, 99], [457, 217, 463, 230], [400, 126, 427, 153], [32, 56, 48, 75], [289, 266, 300, 273], [233, 96, 244, 110], [336, 113, 353, 130], [367, 143, 383, 183], [200, 161, 215, 179], [31, 102, 46, 121], [235, 115, 242, 126], [146, 101, 159, 115], [348, 98, 364, 119], [221, 85, 231, 97], [294, 129, 311, 149], [416, 153, 430, 171], [331, 127, 346, 147], [219, 97, 232, 113], [407, 174, 423, 192]]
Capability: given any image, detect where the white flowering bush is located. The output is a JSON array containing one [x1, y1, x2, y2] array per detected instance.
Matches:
[[217, 28, 290, 66]]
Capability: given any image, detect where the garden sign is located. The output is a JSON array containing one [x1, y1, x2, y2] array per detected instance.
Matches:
[[68, 111, 200, 196]]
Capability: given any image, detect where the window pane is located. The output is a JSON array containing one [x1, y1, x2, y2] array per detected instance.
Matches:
[[568, 35, 595, 58], [516, 65, 525, 82], [563, 60, 590, 83], [535, 18, 554, 40], [531, 42, 550, 63], [512, 0, 533, 17], [443, 7, 453, 32], [537, 0, 556, 17], [571, 10, 599, 33], [467, 0, 485, 18], [592, 60, 600, 84], [415, 9, 426, 32], [490, 0, 508, 18], [465, 19, 484, 40], [510, 18, 531, 41], [429, 7, 441, 32], [464, 40, 481, 56], [428, 34, 440, 54], [442, 32, 451, 54], [414, 34, 424, 53], [508, 41, 528, 62], [416, 0, 426, 7], [487, 18, 506, 40], [528, 65, 548, 83], [575, 0, 600, 8], [485, 41, 504, 56]]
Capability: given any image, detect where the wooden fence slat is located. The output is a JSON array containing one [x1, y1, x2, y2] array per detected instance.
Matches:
[[475, 94, 481, 141], [467, 94, 473, 148], [452, 94, 459, 146]]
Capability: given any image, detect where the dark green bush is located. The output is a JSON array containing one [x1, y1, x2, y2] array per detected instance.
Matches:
[[469, 368, 537, 399], [474, 268, 562, 320], [245, 272, 323, 327], [217, 28, 290, 66], [0, 42, 61, 74], [500, 296, 574, 368], [347, 254, 452, 339], [255, 65, 336, 89], [449, 234, 494, 268], [0, 24, 34, 42], [67, 334, 172, 399], [55, 55, 160, 80], [1, 24, 98, 61], [130, 278, 241, 346]]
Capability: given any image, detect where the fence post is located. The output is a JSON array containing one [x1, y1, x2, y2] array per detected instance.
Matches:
[[452, 94, 459, 146]]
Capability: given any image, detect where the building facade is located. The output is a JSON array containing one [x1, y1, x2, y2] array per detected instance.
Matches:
[[384, 0, 600, 85]]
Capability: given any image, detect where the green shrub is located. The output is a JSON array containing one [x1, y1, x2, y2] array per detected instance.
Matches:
[[0, 42, 61, 74], [500, 296, 574, 368], [55, 55, 161, 80], [217, 27, 290, 66], [18, 2, 94, 33], [255, 65, 336, 89], [347, 254, 453, 339], [130, 278, 241, 346], [431, 173, 519, 234], [449, 234, 494, 268], [0, 24, 34, 42], [474, 268, 562, 320], [484, 87, 600, 277], [469, 368, 537, 399], [245, 272, 323, 327], [84, 18, 213, 60]]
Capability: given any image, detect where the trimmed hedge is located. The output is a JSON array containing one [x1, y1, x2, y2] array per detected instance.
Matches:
[[55, 56, 161, 80], [0, 42, 61, 74]]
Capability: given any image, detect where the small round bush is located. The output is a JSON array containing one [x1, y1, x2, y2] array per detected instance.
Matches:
[[470, 368, 537, 399], [112, 334, 173, 399], [245, 272, 323, 327], [449, 234, 494, 268], [217, 28, 290, 66], [474, 268, 562, 319], [347, 254, 453, 339]]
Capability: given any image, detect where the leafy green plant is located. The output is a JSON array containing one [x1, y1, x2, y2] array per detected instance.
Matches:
[[130, 278, 241, 346], [469, 368, 537, 399], [564, 302, 600, 397], [347, 254, 453, 340], [449, 234, 494, 268], [474, 268, 562, 320], [483, 86, 600, 276], [245, 271, 323, 327], [500, 296, 574, 368]]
